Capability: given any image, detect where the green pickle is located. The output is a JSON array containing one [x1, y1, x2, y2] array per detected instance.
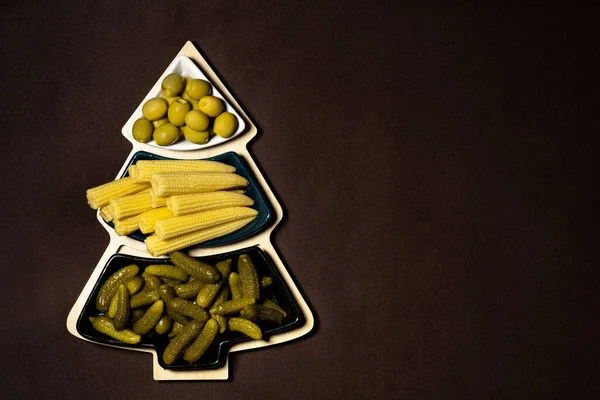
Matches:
[[143, 274, 163, 291], [132, 300, 164, 335], [174, 279, 204, 299], [96, 264, 139, 312], [163, 320, 204, 365], [168, 321, 184, 337], [228, 272, 243, 300], [240, 304, 284, 324], [158, 284, 189, 325], [125, 276, 144, 296], [260, 276, 273, 288], [155, 314, 172, 335], [196, 259, 232, 308], [169, 251, 220, 283], [228, 317, 262, 340], [210, 297, 255, 316], [130, 289, 159, 309], [91, 316, 141, 344], [183, 319, 219, 363], [144, 264, 189, 281], [131, 308, 147, 324], [237, 254, 260, 300], [107, 292, 119, 318], [170, 298, 209, 322], [262, 298, 287, 318], [113, 284, 131, 330]]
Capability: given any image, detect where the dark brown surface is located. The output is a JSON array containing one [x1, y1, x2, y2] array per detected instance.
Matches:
[[1, 1, 598, 398]]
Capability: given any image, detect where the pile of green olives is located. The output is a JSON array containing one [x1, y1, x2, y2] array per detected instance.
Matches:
[[132, 73, 239, 146]]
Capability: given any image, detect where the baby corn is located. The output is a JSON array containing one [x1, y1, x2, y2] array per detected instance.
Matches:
[[145, 217, 256, 256], [109, 189, 152, 220], [86, 177, 150, 209], [166, 191, 254, 216], [138, 207, 174, 234], [133, 159, 236, 182], [151, 172, 249, 197], [113, 214, 140, 236], [154, 207, 258, 240]]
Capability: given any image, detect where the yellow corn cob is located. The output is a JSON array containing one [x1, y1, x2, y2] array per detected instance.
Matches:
[[155, 207, 258, 240], [145, 216, 256, 256], [138, 207, 174, 234], [86, 177, 150, 209], [133, 159, 236, 182], [99, 205, 113, 222], [151, 172, 249, 197], [109, 189, 153, 220], [128, 165, 139, 180], [113, 214, 140, 236], [166, 191, 254, 216], [150, 191, 167, 208]]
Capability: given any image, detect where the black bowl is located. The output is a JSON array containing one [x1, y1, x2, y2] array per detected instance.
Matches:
[[76, 247, 304, 370]]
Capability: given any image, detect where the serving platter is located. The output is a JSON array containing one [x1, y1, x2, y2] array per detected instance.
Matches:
[[66, 41, 314, 380]]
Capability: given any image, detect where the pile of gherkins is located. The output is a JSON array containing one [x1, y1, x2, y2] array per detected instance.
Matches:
[[90, 251, 286, 365]]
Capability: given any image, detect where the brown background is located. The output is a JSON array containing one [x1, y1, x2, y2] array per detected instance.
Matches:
[[1, 1, 598, 399]]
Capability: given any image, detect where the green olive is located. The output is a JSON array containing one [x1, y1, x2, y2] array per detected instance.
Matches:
[[185, 79, 212, 100], [132, 118, 153, 143], [213, 112, 238, 138], [181, 92, 199, 110], [142, 98, 168, 121], [181, 125, 209, 145], [153, 123, 180, 146], [184, 110, 210, 132], [161, 73, 184, 97], [152, 118, 169, 129], [167, 98, 192, 127], [198, 95, 224, 117]]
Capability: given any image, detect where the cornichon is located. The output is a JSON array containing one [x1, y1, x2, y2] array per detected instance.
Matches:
[[163, 319, 204, 365], [260, 276, 273, 288], [183, 319, 219, 362], [238, 254, 260, 300], [169, 251, 220, 283], [145, 264, 189, 281], [155, 314, 172, 335], [96, 264, 139, 312], [107, 292, 119, 318], [170, 298, 209, 322], [91, 316, 141, 344], [211, 285, 230, 333], [143, 274, 163, 291], [196, 259, 232, 308], [113, 284, 131, 330], [174, 279, 204, 299], [132, 308, 146, 324], [158, 284, 189, 325], [132, 300, 164, 335], [228, 272, 242, 300], [240, 304, 284, 323], [228, 317, 262, 340], [262, 298, 287, 318], [168, 321, 184, 337], [130, 289, 159, 309], [125, 276, 144, 295], [210, 297, 255, 316]]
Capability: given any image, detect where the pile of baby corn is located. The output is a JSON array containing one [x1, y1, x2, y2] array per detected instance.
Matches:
[[86, 159, 257, 256]]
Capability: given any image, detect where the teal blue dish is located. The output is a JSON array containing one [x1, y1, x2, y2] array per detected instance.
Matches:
[[106, 151, 273, 248]]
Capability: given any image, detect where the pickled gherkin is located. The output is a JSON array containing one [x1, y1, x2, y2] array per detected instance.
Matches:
[[170, 298, 210, 322], [130, 289, 159, 309], [144, 264, 189, 282], [158, 284, 189, 325], [196, 259, 232, 308], [96, 264, 139, 312], [169, 251, 220, 283], [237, 254, 260, 300], [125, 276, 144, 296], [91, 316, 141, 344], [210, 297, 255, 316], [155, 314, 172, 335], [113, 284, 131, 330], [183, 319, 219, 362], [174, 279, 204, 299], [132, 300, 164, 335], [163, 319, 204, 365], [143, 274, 163, 291], [262, 298, 287, 318], [228, 317, 262, 340], [240, 304, 284, 324], [228, 272, 242, 300]]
